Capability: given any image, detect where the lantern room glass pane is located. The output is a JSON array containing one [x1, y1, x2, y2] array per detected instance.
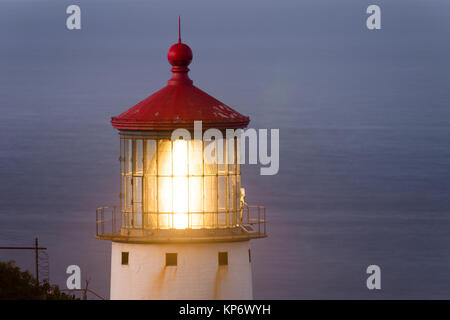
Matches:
[[144, 176, 157, 228], [229, 175, 236, 212], [120, 139, 125, 174], [133, 204, 142, 227], [133, 176, 142, 227], [190, 213, 203, 229], [133, 177, 142, 205], [159, 213, 170, 229], [134, 140, 143, 176], [218, 139, 227, 175], [158, 140, 172, 176], [125, 176, 132, 212], [218, 175, 227, 227], [145, 140, 157, 175], [158, 177, 172, 213], [237, 175, 242, 224], [189, 140, 203, 176], [146, 213, 157, 229], [124, 139, 132, 175], [218, 212, 227, 227], [121, 175, 126, 212], [204, 176, 217, 228], [144, 176, 157, 212], [236, 137, 241, 175], [204, 140, 217, 175], [189, 177, 202, 213], [218, 176, 227, 211], [173, 213, 188, 230], [173, 140, 188, 176], [173, 177, 188, 213], [226, 137, 235, 174], [189, 176, 203, 229]]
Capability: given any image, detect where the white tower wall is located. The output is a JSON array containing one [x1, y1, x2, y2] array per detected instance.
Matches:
[[110, 241, 253, 300]]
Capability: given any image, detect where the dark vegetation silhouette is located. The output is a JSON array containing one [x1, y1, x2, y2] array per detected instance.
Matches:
[[0, 261, 77, 300]]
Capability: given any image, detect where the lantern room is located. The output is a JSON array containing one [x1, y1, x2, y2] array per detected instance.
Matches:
[[96, 28, 266, 242], [118, 132, 245, 230]]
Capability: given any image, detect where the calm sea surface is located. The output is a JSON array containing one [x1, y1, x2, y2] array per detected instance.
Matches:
[[0, 0, 450, 299]]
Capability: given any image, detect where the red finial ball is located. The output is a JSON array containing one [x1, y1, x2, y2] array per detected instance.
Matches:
[[168, 43, 193, 67]]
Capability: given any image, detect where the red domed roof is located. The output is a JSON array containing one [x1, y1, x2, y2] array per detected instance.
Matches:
[[111, 34, 250, 131]]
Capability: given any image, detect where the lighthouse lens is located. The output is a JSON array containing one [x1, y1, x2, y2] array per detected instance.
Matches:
[[120, 137, 242, 230]]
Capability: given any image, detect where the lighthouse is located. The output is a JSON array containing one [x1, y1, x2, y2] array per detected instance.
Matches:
[[96, 23, 267, 300]]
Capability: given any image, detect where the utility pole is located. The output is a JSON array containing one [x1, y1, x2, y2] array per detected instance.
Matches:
[[61, 279, 105, 300], [83, 280, 89, 300], [35, 237, 39, 283], [0, 237, 47, 282]]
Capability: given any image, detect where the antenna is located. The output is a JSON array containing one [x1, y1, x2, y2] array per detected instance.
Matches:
[[178, 16, 181, 43]]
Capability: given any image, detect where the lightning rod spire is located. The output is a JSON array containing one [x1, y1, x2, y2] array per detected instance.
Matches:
[[178, 16, 181, 43]]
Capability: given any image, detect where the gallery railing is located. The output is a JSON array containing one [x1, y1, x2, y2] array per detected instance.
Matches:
[[96, 205, 267, 239]]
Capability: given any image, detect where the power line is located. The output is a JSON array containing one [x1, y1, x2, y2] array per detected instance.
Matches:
[[0, 237, 47, 283]]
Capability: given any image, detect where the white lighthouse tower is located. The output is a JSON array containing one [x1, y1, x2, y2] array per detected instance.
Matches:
[[96, 26, 267, 300]]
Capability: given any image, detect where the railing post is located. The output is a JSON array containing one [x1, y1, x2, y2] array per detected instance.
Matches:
[[111, 206, 115, 233], [116, 207, 118, 233], [246, 205, 249, 224], [264, 207, 266, 235], [258, 206, 260, 234], [114, 207, 117, 233], [101, 208, 104, 235], [95, 209, 98, 236]]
